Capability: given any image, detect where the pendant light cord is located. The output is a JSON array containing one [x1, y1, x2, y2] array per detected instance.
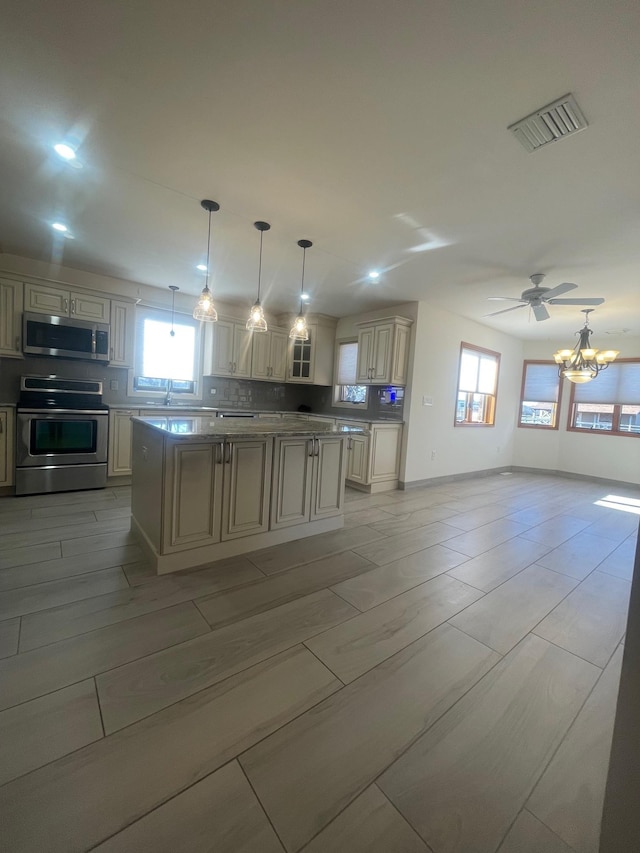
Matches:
[[299, 246, 306, 314], [257, 230, 263, 302], [205, 209, 212, 292]]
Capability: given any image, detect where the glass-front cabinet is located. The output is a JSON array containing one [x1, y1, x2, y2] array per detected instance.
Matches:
[[290, 333, 313, 381]]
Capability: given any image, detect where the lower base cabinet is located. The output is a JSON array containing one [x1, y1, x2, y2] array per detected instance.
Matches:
[[0, 407, 15, 487], [271, 435, 345, 529], [339, 422, 403, 492]]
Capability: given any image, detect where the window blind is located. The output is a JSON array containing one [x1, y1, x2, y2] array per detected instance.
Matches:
[[522, 363, 560, 402], [574, 362, 640, 404], [337, 342, 358, 385]]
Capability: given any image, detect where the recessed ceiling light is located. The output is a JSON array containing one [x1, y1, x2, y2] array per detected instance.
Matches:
[[300, 293, 310, 301], [605, 328, 631, 335], [368, 270, 380, 280], [52, 222, 69, 232], [53, 143, 76, 161], [196, 264, 207, 271]]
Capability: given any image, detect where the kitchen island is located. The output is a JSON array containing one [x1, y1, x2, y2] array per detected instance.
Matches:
[[131, 415, 361, 574]]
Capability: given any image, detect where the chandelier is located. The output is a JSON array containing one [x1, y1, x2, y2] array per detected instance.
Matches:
[[553, 310, 619, 384]]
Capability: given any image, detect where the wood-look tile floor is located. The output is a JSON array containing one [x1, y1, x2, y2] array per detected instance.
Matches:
[[0, 473, 638, 852]]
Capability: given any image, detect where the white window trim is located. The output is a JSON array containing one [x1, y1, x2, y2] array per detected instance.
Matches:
[[333, 338, 369, 410], [128, 304, 204, 402]]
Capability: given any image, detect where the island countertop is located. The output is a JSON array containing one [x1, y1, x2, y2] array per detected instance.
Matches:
[[132, 415, 368, 440]]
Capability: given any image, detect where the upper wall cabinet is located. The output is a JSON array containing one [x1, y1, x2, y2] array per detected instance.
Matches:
[[251, 328, 287, 382], [356, 316, 413, 385], [0, 278, 24, 358], [24, 283, 110, 322], [109, 299, 135, 367], [204, 319, 252, 378], [284, 315, 337, 386]]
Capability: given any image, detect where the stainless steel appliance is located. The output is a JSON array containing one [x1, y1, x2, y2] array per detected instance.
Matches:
[[15, 376, 109, 496], [23, 312, 110, 363]]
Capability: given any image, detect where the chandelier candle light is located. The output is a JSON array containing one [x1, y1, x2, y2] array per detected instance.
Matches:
[[553, 310, 619, 384], [246, 221, 270, 332], [193, 199, 220, 322], [290, 239, 312, 341]]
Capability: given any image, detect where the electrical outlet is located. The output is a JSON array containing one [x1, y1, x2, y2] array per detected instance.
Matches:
[[422, 395, 433, 406], [110, 380, 118, 391], [431, 450, 437, 460], [209, 388, 217, 395]]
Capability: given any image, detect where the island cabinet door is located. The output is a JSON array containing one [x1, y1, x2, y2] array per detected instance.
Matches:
[[162, 442, 224, 552], [221, 438, 273, 540], [270, 437, 314, 529], [346, 433, 369, 484], [311, 436, 346, 520]]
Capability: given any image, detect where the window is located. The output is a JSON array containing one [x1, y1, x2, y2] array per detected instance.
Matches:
[[455, 343, 500, 426], [518, 361, 562, 429], [334, 340, 368, 407], [568, 359, 640, 436], [131, 305, 202, 398]]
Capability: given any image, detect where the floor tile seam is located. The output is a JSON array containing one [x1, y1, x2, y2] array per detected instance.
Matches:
[[60, 536, 141, 560], [447, 555, 556, 597], [443, 619, 503, 657], [0, 559, 133, 595], [300, 641, 348, 688], [245, 538, 383, 577], [2, 566, 130, 623], [0, 522, 132, 552], [236, 758, 289, 852], [521, 808, 581, 853], [435, 507, 528, 534], [528, 631, 607, 670], [93, 675, 107, 739], [326, 583, 368, 613], [372, 783, 437, 853], [437, 530, 530, 560], [17, 595, 211, 658], [101, 640, 345, 737], [0, 541, 63, 568]]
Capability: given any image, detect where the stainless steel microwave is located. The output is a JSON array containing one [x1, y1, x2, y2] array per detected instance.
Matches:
[[23, 312, 111, 363]]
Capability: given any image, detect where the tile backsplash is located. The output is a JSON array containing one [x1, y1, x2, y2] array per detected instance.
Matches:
[[0, 357, 404, 421]]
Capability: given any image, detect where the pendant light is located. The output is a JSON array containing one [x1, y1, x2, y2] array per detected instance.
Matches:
[[168, 285, 179, 336], [246, 221, 269, 332], [193, 199, 219, 322], [289, 239, 311, 341]]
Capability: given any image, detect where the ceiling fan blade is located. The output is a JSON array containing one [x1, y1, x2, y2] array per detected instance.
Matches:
[[543, 282, 578, 299], [533, 303, 550, 321], [484, 303, 527, 317], [548, 297, 605, 305], [487, 297, 525, 302]]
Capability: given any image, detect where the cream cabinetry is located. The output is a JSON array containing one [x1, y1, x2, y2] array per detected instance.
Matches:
[[109, 300, 135, 367], [24, 282, 110, 322], [108, 409, 139, 477], [0, 407, 15, 487], [205, 319, 252, 378], [281, 315, 337, 386], [356, 316, 412, 385], [271, 435, 345, 529], [0, 279, 24, 358], [338, 420, 403, 492], [222, 439, 272, 539], [251, 329, 287, 381]]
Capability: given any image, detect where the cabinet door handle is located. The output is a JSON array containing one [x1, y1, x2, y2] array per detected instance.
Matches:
[[225, 442, 232, 464], [15, 336, 20, 351], [64, 298, 69, 314], [70, 299, 76, 314], [216, 443, 223, 464], [347, 437, 352, 450], [308, 438, 314, 457], [315, 438, 320, 457], [233, 362, 237, 373]]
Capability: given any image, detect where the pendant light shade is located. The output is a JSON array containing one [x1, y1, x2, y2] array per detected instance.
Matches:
[[289, 239, 311, 341], [193, 199, 219, 322], [246, 221, 269, 332]]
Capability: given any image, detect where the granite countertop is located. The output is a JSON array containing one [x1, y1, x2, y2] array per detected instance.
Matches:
[[110, 404, 401, 425], [132, 415, 368, 440]]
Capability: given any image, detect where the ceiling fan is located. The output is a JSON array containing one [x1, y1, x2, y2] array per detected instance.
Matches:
[[485, 273, 605, 322]]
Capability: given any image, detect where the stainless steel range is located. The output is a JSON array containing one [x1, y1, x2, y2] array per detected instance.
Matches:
[[15, 375, 109, 496]]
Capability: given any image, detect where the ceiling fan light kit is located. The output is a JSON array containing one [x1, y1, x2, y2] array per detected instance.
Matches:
[[193, 199, 220, 323], [553, 309, 619, 384]]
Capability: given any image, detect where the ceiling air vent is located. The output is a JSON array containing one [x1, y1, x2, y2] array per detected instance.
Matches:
[[508, 94, 588, 153]]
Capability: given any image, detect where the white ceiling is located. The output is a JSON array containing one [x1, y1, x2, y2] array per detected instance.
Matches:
[[1, 0, 639, 341]]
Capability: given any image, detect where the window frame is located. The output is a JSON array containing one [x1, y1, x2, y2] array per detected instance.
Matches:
[[333, 339, 369, 410], [128, 303, 203, 402], [454, 342, 500, 427], [566, 358, 640, 438], [518, 360, 563, 430]]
